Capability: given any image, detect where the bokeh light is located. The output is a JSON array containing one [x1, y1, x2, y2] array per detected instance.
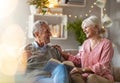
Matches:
[[0, 0, 18, 19], [0, 24, 26, 76]]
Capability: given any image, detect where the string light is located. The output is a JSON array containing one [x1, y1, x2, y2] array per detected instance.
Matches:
[[39, 0, 110, 21], [91, 5, 94, 8], [80, 15, 83, 17], [65, 0, 109, 20], [46, 1, 98, 19], [85, 14, 88, 17], [65, 1, 97, 19], [104, 8, 106, 11], [68, 14, 71, 17], [94, 2, 96, 5], [74, 16, 77, 18], [89, 10, 92, 13]]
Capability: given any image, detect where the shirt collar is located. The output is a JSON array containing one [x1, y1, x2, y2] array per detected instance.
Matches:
[[33, 41, 48, 49]]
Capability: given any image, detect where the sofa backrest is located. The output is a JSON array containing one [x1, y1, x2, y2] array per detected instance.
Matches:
[[112, 46, 120, 67], [111, 46, 120, 82], [64, 47, 120, 82]]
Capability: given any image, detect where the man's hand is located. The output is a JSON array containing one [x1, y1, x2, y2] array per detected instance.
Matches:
[[52, 45, 70, 60], [52, 45, 62, 53]]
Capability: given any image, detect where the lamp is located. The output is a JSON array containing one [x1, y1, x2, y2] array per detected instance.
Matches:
[[95, 0, 106, 8], [102, 14, 113, 27]]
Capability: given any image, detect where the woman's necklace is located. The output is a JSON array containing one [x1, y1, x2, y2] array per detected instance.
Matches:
[[90, 41, 99, 51], [90, 37, 102, 51]]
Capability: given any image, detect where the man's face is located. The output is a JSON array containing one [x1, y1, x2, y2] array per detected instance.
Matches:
[[35, 23, 52, 46]]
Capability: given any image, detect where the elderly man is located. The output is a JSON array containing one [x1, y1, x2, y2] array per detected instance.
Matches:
[[20, 20, 69, 83]]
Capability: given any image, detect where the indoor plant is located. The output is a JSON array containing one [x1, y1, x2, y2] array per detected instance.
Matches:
[[67, 18, 86, 45], [27, 0, 49, 15]]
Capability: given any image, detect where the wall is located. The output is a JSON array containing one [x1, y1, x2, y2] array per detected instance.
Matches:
[[109, 0, 120, 65], [108, 0, 120, 54]]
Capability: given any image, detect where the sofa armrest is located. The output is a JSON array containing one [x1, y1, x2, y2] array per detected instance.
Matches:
[[112, 66, 120, 82]]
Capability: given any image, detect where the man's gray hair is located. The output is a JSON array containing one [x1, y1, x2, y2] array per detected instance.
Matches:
[[32, 20, 48, 37]]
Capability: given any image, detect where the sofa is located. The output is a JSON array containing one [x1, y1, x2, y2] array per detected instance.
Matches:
[[15, 47, 120, 83], [64, 46, 120, 83]]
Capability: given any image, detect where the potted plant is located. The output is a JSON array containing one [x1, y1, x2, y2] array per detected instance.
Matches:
[[27, 0, 49, 15], [67, 18, 87, 46]]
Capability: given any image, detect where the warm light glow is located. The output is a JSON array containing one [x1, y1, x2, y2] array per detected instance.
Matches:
[[48, 0, 58, 8], [49, 3, 54, 8], [50, 24, 60, 38], [85, 14, 88, 16], [91, 5, 94, 8], [89, 10, 92, 13], [80, 15, 83, 17], [52, 33, 59, 37], [68, 15, 72, 17], [94, 2, 96, 5], [74, 16, 77, 18], [0, 24, 26, 76], [0, 0, 18, 19], [104, 8, 106, 11]]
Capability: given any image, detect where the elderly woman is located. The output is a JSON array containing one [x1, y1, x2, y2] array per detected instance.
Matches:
[[59, 16, 114, 83]]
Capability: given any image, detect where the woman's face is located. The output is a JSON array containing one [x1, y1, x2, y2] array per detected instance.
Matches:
[[35, 23, 52, 46], [82, 24, 98, 38]]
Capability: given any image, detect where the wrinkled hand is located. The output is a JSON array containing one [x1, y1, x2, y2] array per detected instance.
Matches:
[[52, 45, 62, 53], [52, 45, 69, 60], [70, 67, 83, 74]]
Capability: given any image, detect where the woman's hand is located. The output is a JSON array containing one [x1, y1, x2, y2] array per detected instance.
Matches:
[[70, 67, 94, 74], [70, 67, 83, 74]]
